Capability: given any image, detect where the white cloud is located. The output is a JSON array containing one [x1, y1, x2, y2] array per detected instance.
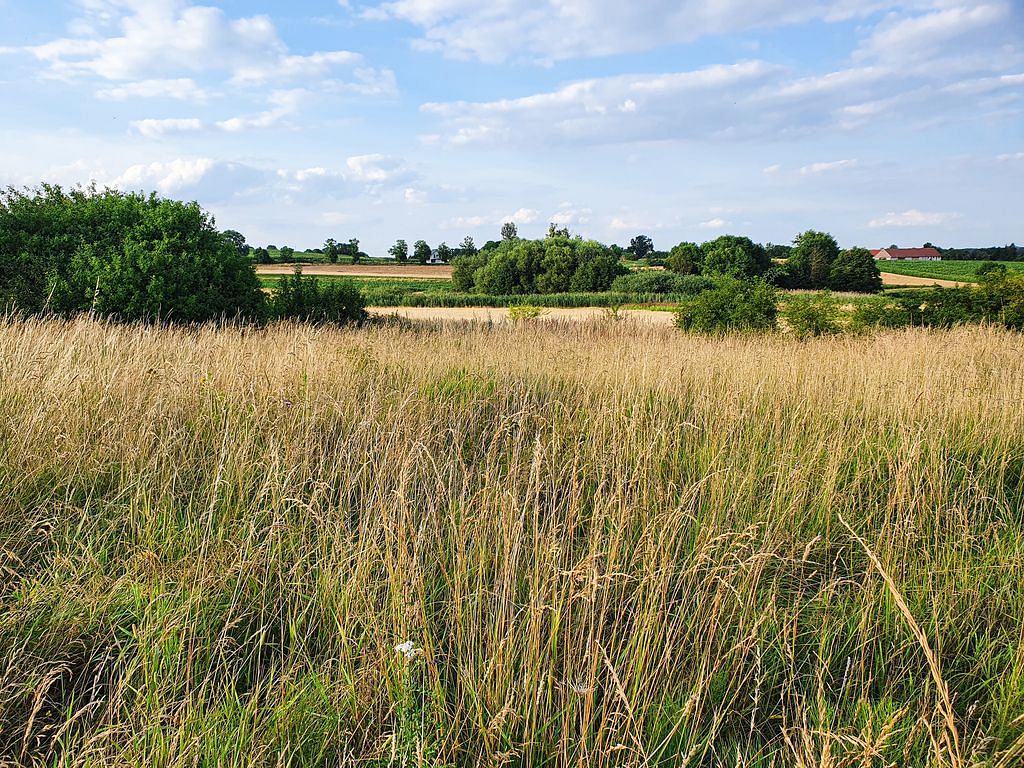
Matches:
[[130, 117, 203, 139], [111, 157, 216, 194], [699, 217, 728, 229], [443, 215, 486, 229], [799, 159, 857, 175], [502, 208, 539, 225], [762, 164, 781, 174], [549, 204, 592, 227], [216, 89, 305, 132], [404, 187, 427, 204], [868, 209, 960, 227], [15, 0, 391, 92], [367, 0, 897, 64], [95, 77, 209, 101], [997, 151, 1024, 161], [345, 154, 413, 183]]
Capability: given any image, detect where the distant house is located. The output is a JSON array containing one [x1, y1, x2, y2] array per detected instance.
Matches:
[[872, 247, 942, 261], [427, 249, 445, 265]]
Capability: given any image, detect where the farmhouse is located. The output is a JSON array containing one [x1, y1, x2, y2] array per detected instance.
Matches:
[[872, 247, 942, 261]]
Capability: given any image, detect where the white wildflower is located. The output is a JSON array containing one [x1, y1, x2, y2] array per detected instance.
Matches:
[[395, 640, 422, 660]]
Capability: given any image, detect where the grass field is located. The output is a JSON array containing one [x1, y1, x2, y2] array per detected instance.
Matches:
[[1, 317, 1022, 766], [876, 260, 1024, 283]]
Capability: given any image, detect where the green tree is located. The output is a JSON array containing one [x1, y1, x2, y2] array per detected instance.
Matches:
[[413, 240, 431, 264], [547, 223, 570, 239], [389, 239, 409, 262], [278, 246, 295, 262], [324, 238, 340, 263], [459, 235, 477, 257], [785, 231, 841, 289], [628, 234, 654, 260], [501, 221, 518, 241], [436, 242, 453, 263], [0, 185, 265, 322], [783, 292, 842, 337], [222, 229, 248, 257], [252, 247, 272, 264], [700, 235, 769, 278], [270, 265, 366, 325], [828, 247, 882, 293], [667, 242, 701, 275]]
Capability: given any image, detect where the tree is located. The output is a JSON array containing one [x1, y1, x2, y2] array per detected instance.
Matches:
[[389, 239, 409, 262], [436, 242, 454, 263], [0, 185, 265, 322], [413, 240, 431, 264], [459, 235, 477, 257], [278, 246, 295, 262], [252, 247, 272, 264], [324, 238, 340, 263], [828, 247, 882, 293], [348, 238, 362, 264], [547, 223, 570, 239], [270, 265, 366, 325], [628, 234, 654, 260], [785, 231, 840, 289], [700, 235, 770, 278], [667, 242, 701, 275], [501, 221, 518, 241], [222, 229, 248, 257]]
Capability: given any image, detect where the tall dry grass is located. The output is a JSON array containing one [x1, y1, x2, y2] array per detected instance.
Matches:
[[0, 316, 1022, 767]]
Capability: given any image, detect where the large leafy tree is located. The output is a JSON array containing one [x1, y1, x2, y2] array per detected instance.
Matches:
[[785, 230, 840, 288], [0, 185, 266, 322], [667, 242, 701, 275], [413, 239, 431, 264], [388, 239, 409, 262], [628, 234, 654, 260], [700, 235, 770, 278], [828, 247, 882, 293]]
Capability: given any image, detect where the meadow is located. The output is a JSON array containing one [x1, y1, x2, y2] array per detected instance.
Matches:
[[875, 260, 1024, 284], [1, 317, 1022, 767]]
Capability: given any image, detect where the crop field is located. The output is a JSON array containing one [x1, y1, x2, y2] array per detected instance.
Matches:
[[1, 317, 1023, 766], [876, 260, 1024, 284]]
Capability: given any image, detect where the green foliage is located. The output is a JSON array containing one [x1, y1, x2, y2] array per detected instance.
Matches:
[[783, 230, 841, 289], [628, 234, 654, 260], [323, 238, 340, 263], [436, 242, 454, 263], [388, 239, 409, 262], [876, 259, 1024, 284], [459, 235, 625, 295], [269, 266, 366, 325], [667, 242, 702, 275], [278, 246, 295, 262], [413, 239, 431, 264], [828, 247, 882, 293], [610, 271, 715, 295], [221, 229, 248, 257], [783, 292, 842, 337], [508, 304, 547, 322], [252, 247, 272, 264], [674, 278, 777, 334], [700, 235, 770, 278], [500, 221, 518, 241], [0, 184, 265, 322], [850, 297, 913, 331]]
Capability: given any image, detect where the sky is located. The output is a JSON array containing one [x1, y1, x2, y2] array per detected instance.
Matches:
[[0, 0, 1021, 255]]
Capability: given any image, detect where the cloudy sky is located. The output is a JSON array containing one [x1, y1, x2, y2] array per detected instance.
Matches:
[[1, 0, 1021, 254]]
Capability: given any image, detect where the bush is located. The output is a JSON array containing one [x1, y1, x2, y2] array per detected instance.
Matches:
[[783, 292, 842, 337], [675, 278, 777, 334], [0, 185, 265, 322], [508, 304, 547, 322], [270, 266, 366, 325], [700, 235, 770, 278], [828, 247, 882, 293], [850, 297, 913, 331], [610, 271, 715, 295]]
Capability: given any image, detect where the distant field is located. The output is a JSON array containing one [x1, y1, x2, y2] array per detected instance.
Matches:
[[876, 259, 1024, 283], [256, 263, 454, 279]]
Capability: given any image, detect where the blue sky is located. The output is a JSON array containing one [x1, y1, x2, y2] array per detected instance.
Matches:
[[1, 0, 1021, 254]]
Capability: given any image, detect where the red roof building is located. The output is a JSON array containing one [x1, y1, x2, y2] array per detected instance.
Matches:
[[873, 247, 942, 261]]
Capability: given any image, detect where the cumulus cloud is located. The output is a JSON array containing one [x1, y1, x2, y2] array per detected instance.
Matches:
[[502, 208, 539, 225], [13, 0, 393, 93], [868, 209, 960, 227], [130, 117, 204, 139]]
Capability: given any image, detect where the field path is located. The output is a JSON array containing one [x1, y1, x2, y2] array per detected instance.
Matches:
[[257, 263, 454, 279], [367, 306, 676, 325]]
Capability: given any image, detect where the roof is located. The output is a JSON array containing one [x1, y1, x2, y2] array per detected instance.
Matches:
[[876, 247, 941, 258]]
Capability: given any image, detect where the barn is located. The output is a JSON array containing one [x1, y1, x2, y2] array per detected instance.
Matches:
[[872, 247, 942, 261]]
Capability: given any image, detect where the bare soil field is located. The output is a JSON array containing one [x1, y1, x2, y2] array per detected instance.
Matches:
[[257, 263, 454, 279], [368, 306, 677, 325], [880, 272, 964, 288]]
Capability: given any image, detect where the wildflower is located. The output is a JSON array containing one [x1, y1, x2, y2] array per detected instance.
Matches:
[[395, 640, 423, 660]]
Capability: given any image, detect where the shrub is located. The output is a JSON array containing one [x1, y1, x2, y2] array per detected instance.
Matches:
[[270, 266, 366, 325], [0, 185, 265, 322], [850, 297, 913, 331], [508, 304, 547, 322], [675, 278, 777, 334], [700, 235, 770, 278], [610, 271, 715, 295], [667, 242, 701, 275], [783, 292, 842, 337]]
